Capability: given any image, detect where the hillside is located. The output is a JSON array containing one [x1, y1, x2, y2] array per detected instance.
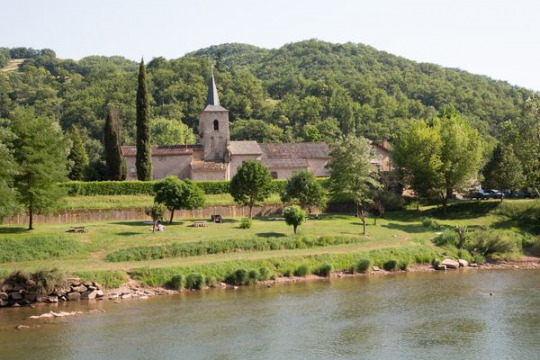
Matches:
[[0, 41, 536, 178]]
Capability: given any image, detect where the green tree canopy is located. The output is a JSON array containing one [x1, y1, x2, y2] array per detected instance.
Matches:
[[0, 122, 18, 221], [154, 176, 206, 223], [281, 169, 326, 213], [230, 160, 273, 218], [283, 205, 306, 234], [483, 143, 524, 199], [327, 134, 381, 235], [68, 125, 89, 180], [150, 117, 196, 146], [9, 107, 69, 230]]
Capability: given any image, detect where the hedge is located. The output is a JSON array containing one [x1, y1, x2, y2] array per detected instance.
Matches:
[[61, 178, 329, 197]]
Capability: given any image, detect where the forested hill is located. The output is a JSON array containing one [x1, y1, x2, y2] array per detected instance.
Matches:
[[0, 41, 535, 170]]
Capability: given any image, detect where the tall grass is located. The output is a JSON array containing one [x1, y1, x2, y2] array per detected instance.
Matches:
[[73, 270, 129, 288], [105, 235, 369, 262], [0, 236, 84, 263]]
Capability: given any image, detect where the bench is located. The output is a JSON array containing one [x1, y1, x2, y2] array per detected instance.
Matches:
[[68, 226, 86, 233]]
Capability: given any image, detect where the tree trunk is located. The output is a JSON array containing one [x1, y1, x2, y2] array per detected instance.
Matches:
[[28, 204, 33, 231], [249, 204, 253, 219], [152, 221, 155, 233], [293, 225, 297, 234], [373, 216, 377, 226], [362, 213, 366, 236], [169, 208, 175, 224]]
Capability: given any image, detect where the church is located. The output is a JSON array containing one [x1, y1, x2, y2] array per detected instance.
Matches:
[[122, 74, 333, 180], [122, 74, 390, 180]]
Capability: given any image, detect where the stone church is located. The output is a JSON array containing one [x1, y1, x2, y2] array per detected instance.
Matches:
[[122, 74, 390, 180]]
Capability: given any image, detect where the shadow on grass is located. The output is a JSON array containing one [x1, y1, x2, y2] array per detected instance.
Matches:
[[0, 227, 27, 234], [426, 201, 500, 220], [381, 222, 434, 234], [111, 221, 151, 227], [256, 232, 287, 238], [116, 232, 143, 236]]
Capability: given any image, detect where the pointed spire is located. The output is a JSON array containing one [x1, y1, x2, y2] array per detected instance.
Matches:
[[206, 72, 220, 106]]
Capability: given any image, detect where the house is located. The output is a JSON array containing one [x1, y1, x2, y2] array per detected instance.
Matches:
[[121, 74, 390, 180]]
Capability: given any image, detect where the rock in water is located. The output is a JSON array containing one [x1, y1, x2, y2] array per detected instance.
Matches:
[[458, 259, 469, 268], [442, 259, 460, 269]]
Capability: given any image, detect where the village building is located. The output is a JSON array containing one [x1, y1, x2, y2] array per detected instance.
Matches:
[[121, 74, 389, 180]]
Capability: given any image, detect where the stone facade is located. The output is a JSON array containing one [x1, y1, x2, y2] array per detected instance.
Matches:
[[121, 73, 390, 181]]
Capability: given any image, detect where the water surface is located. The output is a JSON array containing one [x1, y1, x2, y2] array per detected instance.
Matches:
[[1, 270, 539, 359]]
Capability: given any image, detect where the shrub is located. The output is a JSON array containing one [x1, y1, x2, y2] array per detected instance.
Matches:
[[247, 270, 259, 285], [431, 258, 441, 268], [398, 259, 409, 271], [185, 273, 205, 290], [227, 269, 248, 286], [283, 205, 306, 234], [473, 254, 486, 265], [466, 229, 522, 258], [457, 249, 474, 263], [294, 264, 309, 277], [383, 259, 398, 271], [205, 276, 217, 287], [313, 263, 333, 277], [169, 274, 184, 290], [355, 259, 372, 273], [258, 267, 271, 281], [434, 230, 459, 247], [239, 217, 253, 229], [282, 268, 294, 277], [422, 217, 440, 229]]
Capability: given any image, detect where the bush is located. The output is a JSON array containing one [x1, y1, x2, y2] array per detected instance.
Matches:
[[294, 264, 309, 277], [457, 249, 474, 263], [383, 259, 398, 271], [434, 230, 459, 247], [422, 217, 440, 229], [473, 254, 486, 265], [239, 217, 253, 229], [355, 259, 372, 273], [227, 269, 248, 286], [185, 273, 205, 290], [169, 274, 184, 290], [431, 258, 441, 268], [258, 267, 271, 281], [466, 229, 522, 258], [313, 263, 333, 277], [205, 276, 217, 288], [282, 268, 294, 277], [398, 259, 409, 271], [247, 270, 259, 285]]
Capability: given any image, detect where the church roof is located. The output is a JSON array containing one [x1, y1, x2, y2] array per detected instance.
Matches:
[[206, 72, 220, 106], [191, 161, 228, 172], [259, 142, 330, 159], [121, 145, 201, 157], [263, 158, 308, 169], [229, 141, 262, 155]]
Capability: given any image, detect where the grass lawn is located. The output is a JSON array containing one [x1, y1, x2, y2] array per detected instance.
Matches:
[[0, 199, 536, 287]]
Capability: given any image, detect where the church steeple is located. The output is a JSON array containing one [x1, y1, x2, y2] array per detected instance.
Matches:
[[206, 72, 220, 106]]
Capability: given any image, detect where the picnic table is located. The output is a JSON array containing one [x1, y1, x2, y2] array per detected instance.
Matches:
[[68, 226, 86, 233]]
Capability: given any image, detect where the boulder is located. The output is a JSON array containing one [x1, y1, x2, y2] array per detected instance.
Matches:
[[35, 296, 48, 303], [71, 285, 88, 293], [10, 292, 23, 301], [67, 292, 81, 301], [24, 293, 37, 302], [47, 296, 59, 303], [436, 265, 447, 270], [458, 259, 469, 268], [442, 259, 460, 269], [87, 285, 98, 291], [0, 292, 8, 300], [81, 290, 98, 300], [372, 266, 381, 272], [96, 290, 104, 298], [0, 299, 9, 307]]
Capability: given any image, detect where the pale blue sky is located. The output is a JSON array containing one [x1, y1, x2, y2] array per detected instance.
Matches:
[[1, 0, 539, 90]]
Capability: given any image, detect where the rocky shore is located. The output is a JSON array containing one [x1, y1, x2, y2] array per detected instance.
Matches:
[[1, 257, 539, 309]]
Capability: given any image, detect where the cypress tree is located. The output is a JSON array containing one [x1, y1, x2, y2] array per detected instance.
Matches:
[[68, 125, 89, 180], [136, 59, 152, 180], [104, 107, 126, 181]]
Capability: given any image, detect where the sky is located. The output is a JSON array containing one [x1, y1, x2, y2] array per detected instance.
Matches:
[[1, 0, 539, 91]]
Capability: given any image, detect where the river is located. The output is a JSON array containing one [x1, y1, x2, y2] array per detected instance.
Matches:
[[1, 269, 539, 360]]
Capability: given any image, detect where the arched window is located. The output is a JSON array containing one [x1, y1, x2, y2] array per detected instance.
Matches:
[[213, 119, 219, 131]]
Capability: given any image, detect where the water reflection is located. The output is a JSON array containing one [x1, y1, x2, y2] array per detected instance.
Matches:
[[1, 270, 540, 360]]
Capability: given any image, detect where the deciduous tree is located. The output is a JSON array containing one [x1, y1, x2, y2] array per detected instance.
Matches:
[[327, 134, 381, 235], [154, 176, 206, 223], [230, 160, 273, 218], [281, 169, 326, 213], [483, 143, 524, 200], [283, 205, 306, 234]]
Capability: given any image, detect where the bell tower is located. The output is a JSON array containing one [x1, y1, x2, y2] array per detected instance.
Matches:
[[199, 72, 229, 162]]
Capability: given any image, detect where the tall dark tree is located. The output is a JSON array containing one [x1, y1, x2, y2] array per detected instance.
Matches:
[[136, 59, 152, 180], [104, 107, 125, 180], [0, 122, 18, 221], [9, 107, 69, 230], [68, 124, 89, 180]]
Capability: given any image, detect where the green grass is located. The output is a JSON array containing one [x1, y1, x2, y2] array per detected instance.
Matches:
[[1, 200, 535, 288]]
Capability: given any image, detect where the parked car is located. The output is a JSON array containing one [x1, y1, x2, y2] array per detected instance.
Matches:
[[468, 189, 491, 200], [486, 189, 503, 199]]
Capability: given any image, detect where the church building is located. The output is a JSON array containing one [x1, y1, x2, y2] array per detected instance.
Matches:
[[121, 74, 333, 180]]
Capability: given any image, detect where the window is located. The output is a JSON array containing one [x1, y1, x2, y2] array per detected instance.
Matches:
[[270, 171, 278, 179], [213, 119, 219, 131]]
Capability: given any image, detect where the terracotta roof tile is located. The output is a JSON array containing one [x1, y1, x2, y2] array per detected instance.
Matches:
[[121, 145, 202, 157], [229, 141, 262, 155], [259, 142, 330, 159], [191, 161, 228, 172]]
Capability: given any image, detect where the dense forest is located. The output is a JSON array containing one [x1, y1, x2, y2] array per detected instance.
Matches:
[[0, 40, 536, 179]]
